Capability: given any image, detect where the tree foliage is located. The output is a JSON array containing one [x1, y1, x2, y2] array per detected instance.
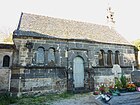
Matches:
[[132, 39, 140, 51], [3, 34, 13, 44]]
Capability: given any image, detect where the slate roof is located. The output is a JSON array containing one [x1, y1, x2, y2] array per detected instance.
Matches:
[[0, 44, 14, 49], [14, 13, 131, 45]]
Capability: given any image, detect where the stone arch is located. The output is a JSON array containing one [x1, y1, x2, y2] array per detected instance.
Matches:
[[70, 51, 88, 63]]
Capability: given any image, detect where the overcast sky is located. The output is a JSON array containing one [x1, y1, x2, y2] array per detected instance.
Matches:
[[0, 0, 140, 42]]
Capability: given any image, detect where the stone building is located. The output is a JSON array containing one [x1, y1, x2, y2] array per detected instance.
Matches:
[[0, 43, 14, 93], [8, 12, 136, 94]]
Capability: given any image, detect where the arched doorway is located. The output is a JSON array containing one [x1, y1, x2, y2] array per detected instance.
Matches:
[[73, 57, 84, 88]]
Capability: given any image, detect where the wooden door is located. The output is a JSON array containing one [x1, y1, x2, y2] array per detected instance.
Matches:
[[73, 57, 84, 88]]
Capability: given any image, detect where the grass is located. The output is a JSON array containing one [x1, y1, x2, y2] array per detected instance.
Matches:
[[0, 92, 74, 105], [0, 92, 17, 105]]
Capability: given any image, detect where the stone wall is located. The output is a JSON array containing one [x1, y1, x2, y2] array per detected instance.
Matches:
[[0, 48, 13, 93], [10, 67, 67, 94], [0, 69, 11, 92], [13, 38, 136, 68], [12, 37, 136, 93]]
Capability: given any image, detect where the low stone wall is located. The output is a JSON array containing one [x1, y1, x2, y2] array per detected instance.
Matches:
[[0, 69, 11, 92], [94, 66, 132, 87], [10, 67, 67, 95], [94, 74, 131, 86], [22, 78, 67, 93]]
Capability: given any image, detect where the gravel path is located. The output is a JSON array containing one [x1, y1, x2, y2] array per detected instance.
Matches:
[[49, 92, 140, 105], [50, 93, 100, 105]]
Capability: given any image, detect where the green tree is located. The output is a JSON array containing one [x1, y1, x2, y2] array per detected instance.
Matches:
[[133, 39, 140, 51], [3, 34, 13, 44]]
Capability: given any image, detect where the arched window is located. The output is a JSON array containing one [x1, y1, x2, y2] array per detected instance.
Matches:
[[3, 55, 10, 67], [48, 48, 55, 63], [98, 50, 104, 66], [36, 47, 45, 64], [115, 51, 120, 64], [107, 50, 112, 66]]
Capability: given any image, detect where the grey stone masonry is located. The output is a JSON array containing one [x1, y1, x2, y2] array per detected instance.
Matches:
[[11, 36, 136, 94]]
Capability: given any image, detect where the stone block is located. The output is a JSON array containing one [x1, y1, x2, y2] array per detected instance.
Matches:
[[25, 73, 35, 79], [39, 69, 46, 73], [131, 70, 140, 82], [11, 74, 20, 79], [0, 69, 10, 91], [34, 73, 45, 78], [10, 79, 19, 92], [24, 69, 30, 74], [30, 69, 39, 74]]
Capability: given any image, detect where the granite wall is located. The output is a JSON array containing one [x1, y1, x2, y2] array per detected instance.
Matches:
[[0, 49, 13, 92], [11, 37, 136, 94]]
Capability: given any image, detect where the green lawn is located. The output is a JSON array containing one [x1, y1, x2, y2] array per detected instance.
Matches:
[[0, 92, 74, 105]]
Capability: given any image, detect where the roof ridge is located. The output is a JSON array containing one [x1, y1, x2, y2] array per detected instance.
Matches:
[[22, 12, 109, 28]]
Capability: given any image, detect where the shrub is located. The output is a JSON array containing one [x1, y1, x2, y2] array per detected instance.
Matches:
[[115, 78, 122, 89], [120, 74, 127, 88]]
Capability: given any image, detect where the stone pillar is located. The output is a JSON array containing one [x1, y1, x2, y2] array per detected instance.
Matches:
[[119, 53, 124, 66], [112, 53, 115, 65], [59, 50, 62, 66], [45, 50, 48, 65], [32, 51, 36, 65], [104, 53, 107, 66]]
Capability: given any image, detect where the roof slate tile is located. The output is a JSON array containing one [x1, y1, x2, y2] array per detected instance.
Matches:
[[16, 13, 131, 45]]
